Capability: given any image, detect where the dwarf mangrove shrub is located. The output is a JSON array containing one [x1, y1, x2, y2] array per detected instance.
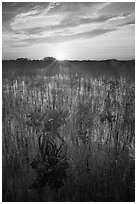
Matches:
[[25, 108, 69, 196]]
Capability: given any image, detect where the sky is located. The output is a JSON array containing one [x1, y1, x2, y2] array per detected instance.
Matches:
[[2, 2, 135, 60]]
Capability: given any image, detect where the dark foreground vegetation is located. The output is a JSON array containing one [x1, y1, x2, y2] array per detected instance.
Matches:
[[2, 58, 135, 201]]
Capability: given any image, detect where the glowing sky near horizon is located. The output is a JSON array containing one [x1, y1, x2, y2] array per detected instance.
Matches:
[[2, 2, 135, 60]]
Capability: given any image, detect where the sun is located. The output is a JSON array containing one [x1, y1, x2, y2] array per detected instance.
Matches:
[[56, 53, 65, 61]]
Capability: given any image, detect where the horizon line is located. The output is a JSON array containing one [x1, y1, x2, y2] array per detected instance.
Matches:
[[2, 57, 135, 61]]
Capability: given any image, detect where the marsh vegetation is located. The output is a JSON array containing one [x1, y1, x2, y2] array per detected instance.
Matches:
[[2, 59, 135, 201]]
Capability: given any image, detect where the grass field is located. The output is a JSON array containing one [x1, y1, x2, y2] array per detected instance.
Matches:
[[2, 61, 135, 201]]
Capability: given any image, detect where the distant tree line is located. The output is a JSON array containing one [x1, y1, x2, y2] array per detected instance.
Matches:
[[2, 57, 135, 79], [2, 57, 57, 69]]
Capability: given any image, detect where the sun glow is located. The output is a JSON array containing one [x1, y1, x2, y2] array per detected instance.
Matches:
[[56, 53, 65, 61]]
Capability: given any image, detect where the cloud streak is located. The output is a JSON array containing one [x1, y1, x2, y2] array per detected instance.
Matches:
[[2, 2, 57, 30], [46, 14, 117, 31], [16, 28, 116, 47], [118, 19, 135, 27], [11, 14, 117, 36]]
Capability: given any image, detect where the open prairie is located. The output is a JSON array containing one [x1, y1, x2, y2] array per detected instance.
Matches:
[[2, 59, 135, 201]]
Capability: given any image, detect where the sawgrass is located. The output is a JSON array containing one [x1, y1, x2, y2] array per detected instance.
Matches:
[[2, 70, 135, 201]]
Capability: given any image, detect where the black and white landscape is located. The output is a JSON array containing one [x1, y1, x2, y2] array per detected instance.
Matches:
[[2, 2, 135, 202]]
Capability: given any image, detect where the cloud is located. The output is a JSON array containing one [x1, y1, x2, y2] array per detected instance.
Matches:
[[47, 14, 117, 30], [2, 2, 109, 32], [47, 2, 109, 16], [118, 19, 135, 27], [16, 14, 117, 37], [2, 2, 57, 30], [3, 2, 134, 36], [100, 2, 135, 16], [17, 28, 116, 47], [24, 27, 44, 35]]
